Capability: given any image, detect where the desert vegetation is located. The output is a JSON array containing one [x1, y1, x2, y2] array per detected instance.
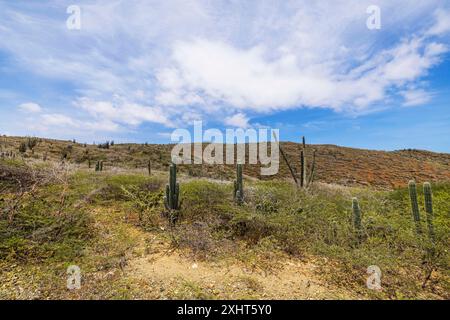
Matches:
[[0, 135, 449, 300]]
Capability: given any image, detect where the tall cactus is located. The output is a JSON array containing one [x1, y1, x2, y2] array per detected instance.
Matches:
[[352, 197, 362, 237], [423, 182, 435, 243], [164, 163, 180, 210], [147, 159, 152, 176], [234, 164, 244, 204], [298, 136, 317, 189], [408, 180, 422, 235], [300, 150, 305, 188]]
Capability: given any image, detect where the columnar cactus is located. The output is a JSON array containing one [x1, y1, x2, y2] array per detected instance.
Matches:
[[298, 136, 317, 189], [19, 142, 27, 153], [148, 159, 152, 176], [352, 197, 362, 236], [423, 182, 435, 243], [234, 164, 244, 204], [408, 180, 422, 235], [164, 163, 180, 210], [300, 150, 305, 188], [95, 160, 103, 172]]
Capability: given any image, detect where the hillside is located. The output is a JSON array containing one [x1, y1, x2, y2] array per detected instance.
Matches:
[[1, 135, 449, 189], [1, 135, 449, 300]]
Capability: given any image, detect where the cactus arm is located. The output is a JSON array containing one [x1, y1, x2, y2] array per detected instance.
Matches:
[[300, 150, 305, 188], [408, 180, 422, 235], [272, 131, 299, 186], [165, 163, 180, 210], [423, 182, 435, 243], [307, 150, 316, 188], [164, 184, 170, 210], [175, 182, 180, 210]]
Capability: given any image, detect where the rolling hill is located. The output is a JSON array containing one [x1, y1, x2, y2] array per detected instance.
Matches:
[[1, 135, 449, 189]]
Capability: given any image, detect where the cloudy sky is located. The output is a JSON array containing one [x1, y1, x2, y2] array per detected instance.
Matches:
[[0, 0, 449, 151]]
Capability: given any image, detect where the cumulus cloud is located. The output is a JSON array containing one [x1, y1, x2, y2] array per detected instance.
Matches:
[[0, 1, 449, 134], [224, 113, 250, 128], [18, 102, 42, 113], [157, 32, 447, 115]]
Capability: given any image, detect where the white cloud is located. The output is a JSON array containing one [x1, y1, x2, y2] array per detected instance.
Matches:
[[18, 102, 42, 113], [157, 35, 447, 114], [75, 97, 173, 127], [224, 113, 250, 128], [0, 0, 449, 134], [41, 114, 77, 127], [426, 9, 450, 36], [401, 89, 432, 107], [39, 113, 121, 133]]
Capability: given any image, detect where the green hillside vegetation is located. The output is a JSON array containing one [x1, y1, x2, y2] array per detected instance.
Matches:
[[1, 153, 448, 299]]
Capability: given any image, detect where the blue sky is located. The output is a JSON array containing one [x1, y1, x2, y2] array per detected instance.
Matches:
[[0, 1, 449, 151]]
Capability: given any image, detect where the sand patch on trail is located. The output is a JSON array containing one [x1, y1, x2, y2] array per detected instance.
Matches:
[[126, 249, 356, 299]]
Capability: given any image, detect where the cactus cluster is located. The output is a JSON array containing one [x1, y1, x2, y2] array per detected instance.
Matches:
[[95, 160, 104, 172], [164, 163, 180, 210], [409, 180, 435, 243], [234, 164, 244, 204]]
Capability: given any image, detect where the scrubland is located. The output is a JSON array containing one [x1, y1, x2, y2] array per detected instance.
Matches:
[[0, 137, 449, 299]]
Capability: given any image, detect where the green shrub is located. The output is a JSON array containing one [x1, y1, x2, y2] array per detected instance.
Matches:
[[0, 191, 93, 262]]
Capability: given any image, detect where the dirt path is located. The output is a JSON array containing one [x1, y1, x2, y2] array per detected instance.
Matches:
[[126, 246, 357, 300]]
